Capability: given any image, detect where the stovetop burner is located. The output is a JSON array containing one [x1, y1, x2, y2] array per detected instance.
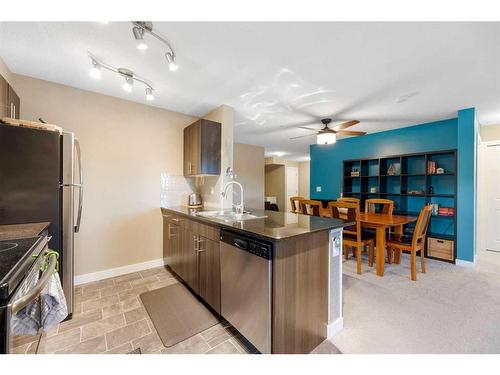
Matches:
[[0, 237, 43, 299], [0, 242, 18, 253]]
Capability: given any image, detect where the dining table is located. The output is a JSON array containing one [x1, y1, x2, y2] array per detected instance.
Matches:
[[358, 212, 417, 276]]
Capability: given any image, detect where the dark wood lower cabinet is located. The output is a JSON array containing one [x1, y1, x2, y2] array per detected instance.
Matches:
[[162, 213, 221, 314], [198, 236, 221, 313], [272, 231, 329, 354], [183, 230, 200, 292]]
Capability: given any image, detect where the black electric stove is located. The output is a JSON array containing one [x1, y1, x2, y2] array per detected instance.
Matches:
[[0, 237, 44, 300]]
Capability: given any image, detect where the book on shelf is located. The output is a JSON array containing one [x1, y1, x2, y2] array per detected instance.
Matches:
[[427, 160, 437, 174], [437, 207, 455, 216]]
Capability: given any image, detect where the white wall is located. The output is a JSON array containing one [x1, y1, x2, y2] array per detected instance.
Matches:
[[198, 105, 234, 209], [0, 56, 13, 85], [233, 143, 265, 210], [12, 74, 195, 276], [299, 161, 310, 199]]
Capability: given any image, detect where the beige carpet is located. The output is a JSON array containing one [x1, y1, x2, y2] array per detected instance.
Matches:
[[331, 250, 500, 353], [140, 283, 219, 347]]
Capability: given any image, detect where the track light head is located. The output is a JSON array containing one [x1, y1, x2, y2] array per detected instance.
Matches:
[[165, 52, 178, 71], [133, 26, 148, 50], [145, 87, 155, 101], [122, 77, 133, 92], [89, 59, 101, 79]]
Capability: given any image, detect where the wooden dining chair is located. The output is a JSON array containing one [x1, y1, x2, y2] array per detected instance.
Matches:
[[290, 196, 305, 213], [365, 198, 394, 214], [386, 205, 432, 281], [329, 201, 374, 275], [299, 199, 322, 216], [337, 197, 361, 205]]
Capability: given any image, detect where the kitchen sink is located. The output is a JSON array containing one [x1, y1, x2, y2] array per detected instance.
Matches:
[[196, 210, 267, 222]]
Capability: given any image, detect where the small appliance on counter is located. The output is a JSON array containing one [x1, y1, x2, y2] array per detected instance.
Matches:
[[187, 193, 202, 208]]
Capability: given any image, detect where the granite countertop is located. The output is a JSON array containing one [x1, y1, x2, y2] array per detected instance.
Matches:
[[0, 222, 50, 241], [161, 206, 352, 241]]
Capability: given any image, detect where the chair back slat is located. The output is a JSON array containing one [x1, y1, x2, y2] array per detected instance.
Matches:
[[365, 198, 394, 215], [337, 197, 361, 205], [329, 201, 361, 243], [290, 196, 305, 213], [299, 199, 321, 216], [412, 205, 433, 248]]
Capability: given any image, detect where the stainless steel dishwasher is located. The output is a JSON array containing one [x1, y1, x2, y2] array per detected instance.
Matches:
[[220, 229, 272, 354]]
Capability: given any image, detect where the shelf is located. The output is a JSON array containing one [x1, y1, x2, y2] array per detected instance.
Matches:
[[427, 194, 455, 198], [401, 174, 426, 177], [428, 232, 455, 241], [379, 174, 401, 177], [427, 172, 455, 176], [344, 175, 361, 178]]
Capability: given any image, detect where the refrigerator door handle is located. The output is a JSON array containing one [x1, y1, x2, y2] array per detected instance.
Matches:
[[74, 138, 83, 233]]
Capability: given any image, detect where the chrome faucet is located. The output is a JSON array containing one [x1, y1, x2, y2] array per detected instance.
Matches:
[[221, 180, 244, 214]]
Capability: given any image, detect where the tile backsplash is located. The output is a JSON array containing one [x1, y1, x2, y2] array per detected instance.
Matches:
[[160, 173, 196, 207]]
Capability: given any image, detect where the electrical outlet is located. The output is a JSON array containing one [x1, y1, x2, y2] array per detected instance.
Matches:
[[316, 186, 322, 192]]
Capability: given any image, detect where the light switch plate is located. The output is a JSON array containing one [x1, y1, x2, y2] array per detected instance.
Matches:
[[316, 186, 322, 192]]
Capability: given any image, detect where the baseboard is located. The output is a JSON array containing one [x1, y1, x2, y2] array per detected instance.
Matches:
[[326, 317, 344, 339], [455, 258, 476, 267], [75, 258, 165, 285]]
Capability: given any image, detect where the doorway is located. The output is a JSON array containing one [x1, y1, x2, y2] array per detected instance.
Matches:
[[485, 143, 500, 252]]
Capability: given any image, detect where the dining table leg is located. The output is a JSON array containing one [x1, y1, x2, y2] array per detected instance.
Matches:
[[375, 225, 386, 276]]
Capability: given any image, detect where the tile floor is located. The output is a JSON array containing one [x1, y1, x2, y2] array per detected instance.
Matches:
[[14, 266, 252, 354]]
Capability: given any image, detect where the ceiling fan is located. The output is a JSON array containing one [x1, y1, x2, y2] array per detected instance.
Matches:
[[290, 118, 366, 144]]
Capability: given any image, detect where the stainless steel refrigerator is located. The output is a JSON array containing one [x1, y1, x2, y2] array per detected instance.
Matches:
[[0, 124, 82, 315]]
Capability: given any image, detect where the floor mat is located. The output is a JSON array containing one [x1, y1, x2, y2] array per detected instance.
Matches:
[[140, 283, 219, 347]]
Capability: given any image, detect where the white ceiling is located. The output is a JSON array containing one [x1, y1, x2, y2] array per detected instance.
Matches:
[[1, 22, 500, 160]]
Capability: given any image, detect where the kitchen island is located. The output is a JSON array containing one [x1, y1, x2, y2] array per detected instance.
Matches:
[[161, 206, 351, 354]]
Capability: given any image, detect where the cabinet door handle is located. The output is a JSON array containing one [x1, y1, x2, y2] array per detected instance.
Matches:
[[194, 235, 199, 253], [197, 238, 205, 253], [168, 224, 176, 239]]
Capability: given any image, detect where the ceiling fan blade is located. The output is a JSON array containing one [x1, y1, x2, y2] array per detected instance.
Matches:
[[290, 133, 317, 140], [332, 120, 360, 131], [298, 126, 321, 131], [336, 130, 366, 136]]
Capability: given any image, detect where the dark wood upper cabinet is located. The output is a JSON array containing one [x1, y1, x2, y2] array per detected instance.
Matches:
[[183, 119, 221, 176], [7, 85, 20, 119], [0, 75, 10, 118], [0, 74, 20, 119]]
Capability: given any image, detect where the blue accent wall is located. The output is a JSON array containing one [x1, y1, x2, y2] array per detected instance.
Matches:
[[310, 118, 458, 199], [456, 108, 477, 262], [310, 113, 476, 262]]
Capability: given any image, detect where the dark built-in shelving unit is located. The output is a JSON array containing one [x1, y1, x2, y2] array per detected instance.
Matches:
[[342, 149, 457, 262]]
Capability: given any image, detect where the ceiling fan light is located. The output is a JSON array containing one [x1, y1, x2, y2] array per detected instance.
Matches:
[[317, 132, 336, 145]]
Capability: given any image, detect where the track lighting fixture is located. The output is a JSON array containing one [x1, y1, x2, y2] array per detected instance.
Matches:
[[122, 76, 133, 93], [131, 22, 178, 71], [88, 53, 154, 101], [165, 52, 178, 72], [89, 59, 101, 79], [145, 87, 155, 101], [132, 26, 148, 50]]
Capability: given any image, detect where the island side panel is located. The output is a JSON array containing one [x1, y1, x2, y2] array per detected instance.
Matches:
[[272, 230, 329, 354]]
